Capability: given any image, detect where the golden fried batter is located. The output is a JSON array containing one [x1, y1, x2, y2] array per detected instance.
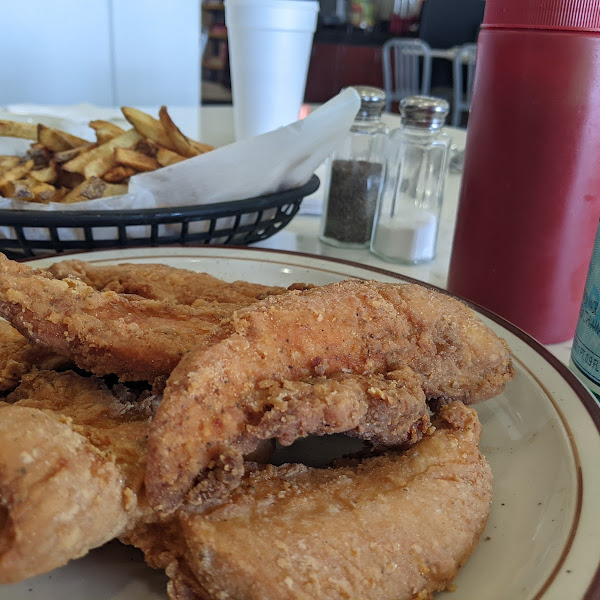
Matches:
[[0, 254, 236, 383], [0, 319, 68, 391], [127, 402, 492, 600], [147, 279, 512, 513], [0, 369, 156, 582], [47, 259, 288, 305]]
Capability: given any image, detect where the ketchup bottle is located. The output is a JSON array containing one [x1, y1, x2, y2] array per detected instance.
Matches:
[[447, 0, 600, 345]]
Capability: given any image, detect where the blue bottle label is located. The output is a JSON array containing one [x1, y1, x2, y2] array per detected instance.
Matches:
[[571, 226, 600, 397]]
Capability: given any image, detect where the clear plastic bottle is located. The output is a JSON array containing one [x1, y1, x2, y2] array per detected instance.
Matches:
[[371, 95, 451, 264], [320, 85, 388, 248]]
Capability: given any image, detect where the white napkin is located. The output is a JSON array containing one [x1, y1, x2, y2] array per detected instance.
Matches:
[[128, 88, 360, 207]]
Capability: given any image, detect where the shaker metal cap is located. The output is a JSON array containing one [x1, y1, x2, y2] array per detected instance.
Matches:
[[351, 85, 386, 118], [400, 95, 450, 129]]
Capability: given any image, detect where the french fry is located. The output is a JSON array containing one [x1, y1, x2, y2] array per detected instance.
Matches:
[[101, 183, 128, 198], [95, 128, 122, 144], [134, 139, 158, 157], [0, 180, 34, 201], [26, 144, 51, 169], [56, 168, 85, 190], [121, 106, 177, 151], [88, 120, 126, 137], [62, 177, 107, 203], [103, 165, 137, 183], [190, 140, 215, 153], [0, 120, 37, 140], [0, 160, 34, 187], [63, 129, 141, 175], [114, 147, 160, 172], [0, 156, 21, 169], [29, 181, 62, 203], [83, 155, 117, 178], [155, 147, 186, 167], [158, 106, 200, 158], [37, 125, 79, 152], [30, 162, 58, 184], [54, 143, 96, 165], [55, 129, 88, 148], [44, 186, 67, 203], [83, 134, 144, 179]]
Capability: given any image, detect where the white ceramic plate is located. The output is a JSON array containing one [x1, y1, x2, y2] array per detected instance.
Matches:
[[2, 247, 599, 600]]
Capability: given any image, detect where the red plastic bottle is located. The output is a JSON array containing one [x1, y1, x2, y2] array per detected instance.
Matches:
[[447, 0, 600, 344]]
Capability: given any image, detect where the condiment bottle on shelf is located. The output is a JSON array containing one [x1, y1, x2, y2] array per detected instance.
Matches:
[[320, 86, 388, 248], [446, 0, 600, 345], [371, 95, 451, 264]]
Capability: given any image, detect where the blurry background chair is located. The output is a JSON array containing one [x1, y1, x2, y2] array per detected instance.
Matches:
[[452, 43, 477, 127], [382, 38, 432, 112]]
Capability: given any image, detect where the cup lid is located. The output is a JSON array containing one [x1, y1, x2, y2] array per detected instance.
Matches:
[[483, 0, 600, 32], [400, 95, 449, 129]]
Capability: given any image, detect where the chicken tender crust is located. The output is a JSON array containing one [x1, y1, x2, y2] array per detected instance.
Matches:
[[127, 402, 492, 600], [47, 260, 287, 305], [0, 369, 157, 583], [147, 279, 512, 513], [0, 254, 234, 383]]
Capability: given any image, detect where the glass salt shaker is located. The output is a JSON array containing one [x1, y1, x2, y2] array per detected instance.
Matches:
[[371, 95, 451, 264], [320, 85, 388, 248]]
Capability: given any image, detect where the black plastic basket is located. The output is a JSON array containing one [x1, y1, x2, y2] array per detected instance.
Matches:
[[0, 175, 319, 259]]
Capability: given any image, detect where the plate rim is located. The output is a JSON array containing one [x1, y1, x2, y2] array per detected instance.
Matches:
[[22, 244, 600, 599]]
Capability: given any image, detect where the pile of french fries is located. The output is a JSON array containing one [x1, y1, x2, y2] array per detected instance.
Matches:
[[0, 107, 214, 204]]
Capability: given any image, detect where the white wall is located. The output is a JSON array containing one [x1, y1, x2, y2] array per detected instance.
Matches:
[[0, 0, 201, 106]]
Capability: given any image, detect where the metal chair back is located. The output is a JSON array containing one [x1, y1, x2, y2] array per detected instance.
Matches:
[[382, 38, 433, 112], [452, 43, 478, 127]]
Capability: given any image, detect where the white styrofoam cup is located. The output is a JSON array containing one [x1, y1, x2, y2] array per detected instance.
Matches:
[[225, 0, 319, 140]]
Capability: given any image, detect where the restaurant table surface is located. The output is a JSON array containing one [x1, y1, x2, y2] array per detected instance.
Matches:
[[0, 103, 574, 367]]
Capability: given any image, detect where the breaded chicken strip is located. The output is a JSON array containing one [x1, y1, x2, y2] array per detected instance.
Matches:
[[0, 370, 156, 582], [247, 368, 432, 450], [168, 368, 433, 512], [147, 279, 512, 513], [0, 369, 276, 584], [127, 402, 492, 600], [0, 319, 68, 391], [0, 254, 236, 383], [47, 260, 288, 305]]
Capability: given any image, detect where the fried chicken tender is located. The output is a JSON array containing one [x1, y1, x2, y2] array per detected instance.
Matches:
[[147, 279, 513, 513], [168, 368, 432, 513], [126, 401, 492, 600], [0, 254, 238, 383], [47, 260, 288, 305], [0, 319, 68, 391], [248, 368, 432, 450], [0, 369, 157, 583]]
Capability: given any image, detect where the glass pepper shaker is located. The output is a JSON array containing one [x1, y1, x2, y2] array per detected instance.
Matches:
[[370, 95, 451, 264], [320, 85, 388, 248]]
